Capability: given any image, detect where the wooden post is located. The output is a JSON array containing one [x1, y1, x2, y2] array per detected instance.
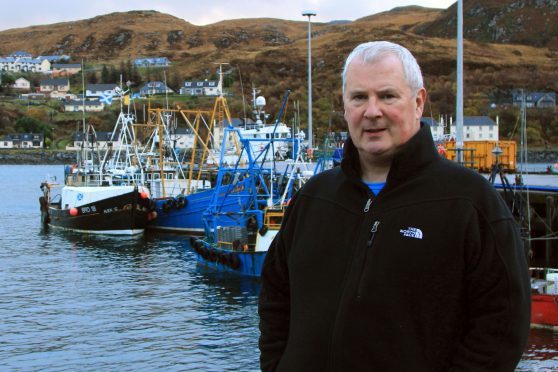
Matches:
[[546, 196, 554, 267]]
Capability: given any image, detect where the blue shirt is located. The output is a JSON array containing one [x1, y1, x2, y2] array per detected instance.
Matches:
[[364, 181, 386, 196]]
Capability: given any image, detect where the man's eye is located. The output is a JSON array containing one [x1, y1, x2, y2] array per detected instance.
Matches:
[[352, 94, 366, 100]]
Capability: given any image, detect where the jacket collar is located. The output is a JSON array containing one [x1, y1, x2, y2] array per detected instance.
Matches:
[[341, 122, 439, 184]]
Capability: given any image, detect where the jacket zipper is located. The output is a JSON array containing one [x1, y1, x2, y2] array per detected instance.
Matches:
[[356, 220, 380, 299], [363, 198, 372, 213], [328, 198, 374, 370]]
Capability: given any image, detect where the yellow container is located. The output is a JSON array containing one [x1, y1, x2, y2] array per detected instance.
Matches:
[[443, 140, 516, 172]]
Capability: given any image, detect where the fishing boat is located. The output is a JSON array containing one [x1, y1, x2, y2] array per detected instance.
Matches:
[[189, 126, 287, 277], [39, 119, 153, 235], [189, 90, 303, 276], [146, 70, 304, 235], [40, 81, 154, 235], [143, 97, 253, 235]]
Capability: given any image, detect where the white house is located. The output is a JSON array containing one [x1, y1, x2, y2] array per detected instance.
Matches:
[[66, 131, 121, 151], [180, 80, 220, 96], [0, 133, 44, 149], [0, 57, 51, 73], [139, 81, 174, 96], [64, 100, 104, 112], [12, 77, 31, 90], [85, 83, 119, 98], [40, 78, 70, 93], [51, 91, 78, 100], [449, 116, 499, 141], [133, 57, 170, 67]]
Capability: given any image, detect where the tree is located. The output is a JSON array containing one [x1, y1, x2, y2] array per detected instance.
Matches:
[[15, 116, 53, 140], [101, 65, 109, 83], [88, 72, 98, 84]]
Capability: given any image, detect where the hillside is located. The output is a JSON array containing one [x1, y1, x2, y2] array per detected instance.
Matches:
[[415, 0, 558, 48], [1, 5, 558, 145]]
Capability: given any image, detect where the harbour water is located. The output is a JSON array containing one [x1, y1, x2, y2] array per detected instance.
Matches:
[[1, 165, 557, 370]]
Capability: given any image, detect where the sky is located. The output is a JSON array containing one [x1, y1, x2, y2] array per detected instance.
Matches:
[[0, 0, 456, 31]]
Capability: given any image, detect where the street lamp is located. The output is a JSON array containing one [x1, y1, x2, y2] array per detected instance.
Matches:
[[302, 10, 316, 150]]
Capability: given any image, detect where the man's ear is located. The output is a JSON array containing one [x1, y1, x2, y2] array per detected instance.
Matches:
[[415, 88, 427, 120]]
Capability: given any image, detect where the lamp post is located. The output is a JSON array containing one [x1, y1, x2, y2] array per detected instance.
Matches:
[[302, 10, 316, 150]]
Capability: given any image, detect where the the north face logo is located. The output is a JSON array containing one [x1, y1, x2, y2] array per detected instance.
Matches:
[[400, 227, 423, 239]]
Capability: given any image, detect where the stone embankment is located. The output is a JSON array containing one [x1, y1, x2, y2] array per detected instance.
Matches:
[[528, 151, 558, 164], [0, 150, 76, 165], [0, 149, 556, 165]]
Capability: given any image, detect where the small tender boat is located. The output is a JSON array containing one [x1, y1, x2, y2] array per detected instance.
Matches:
[[531, 270, 558, 330], [531, 294, 558, 330]]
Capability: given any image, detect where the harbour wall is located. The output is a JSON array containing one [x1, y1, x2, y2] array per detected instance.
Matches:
[[0, 150, 76, 164], [0, 149, 556, 165]]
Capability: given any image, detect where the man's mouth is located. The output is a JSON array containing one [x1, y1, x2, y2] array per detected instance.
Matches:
[[364, 128, 386, 134]]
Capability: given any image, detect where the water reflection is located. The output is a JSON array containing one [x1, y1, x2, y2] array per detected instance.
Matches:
[[0, 164, 554, 371]]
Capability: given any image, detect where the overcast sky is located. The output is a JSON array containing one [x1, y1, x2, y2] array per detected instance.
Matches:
[[0, 0, 456, 31]]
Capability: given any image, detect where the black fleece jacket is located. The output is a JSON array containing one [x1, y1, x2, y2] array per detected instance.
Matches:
[[258, 124, 531, 371]]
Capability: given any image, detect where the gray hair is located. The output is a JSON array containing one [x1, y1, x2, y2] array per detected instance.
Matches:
[[341, 41, 424, 96]]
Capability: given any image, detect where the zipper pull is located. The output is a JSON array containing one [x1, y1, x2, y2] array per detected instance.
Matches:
[[363, 198, 372, 213], [367, 221, 380, 247]]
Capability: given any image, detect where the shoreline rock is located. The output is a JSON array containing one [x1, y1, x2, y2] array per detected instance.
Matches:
[[0, 149, 556, 165], [0, 150, 76, 165]]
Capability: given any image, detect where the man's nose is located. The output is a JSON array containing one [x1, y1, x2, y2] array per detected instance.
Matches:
[[363, 98, 382, 119]]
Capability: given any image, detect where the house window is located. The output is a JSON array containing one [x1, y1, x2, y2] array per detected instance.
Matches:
[[466, 134, 470, 138]]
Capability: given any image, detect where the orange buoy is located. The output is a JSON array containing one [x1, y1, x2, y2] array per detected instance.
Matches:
[[140, 191, 149, 199], [69, 208, 78, 216]]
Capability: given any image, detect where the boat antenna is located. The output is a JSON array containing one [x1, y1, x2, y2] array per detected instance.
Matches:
[[164, 69, 169, 110], [237, 65, 247, 129]]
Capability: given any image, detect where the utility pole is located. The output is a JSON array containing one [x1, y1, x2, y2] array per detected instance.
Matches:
[[456, 0, 464, 164], [302, 10, 317, 150]]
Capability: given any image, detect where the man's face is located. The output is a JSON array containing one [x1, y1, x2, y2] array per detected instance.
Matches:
[[343, 54, 426, 162]]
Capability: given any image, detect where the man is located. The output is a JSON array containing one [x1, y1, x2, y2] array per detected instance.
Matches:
[[258, 41, 531, 371]]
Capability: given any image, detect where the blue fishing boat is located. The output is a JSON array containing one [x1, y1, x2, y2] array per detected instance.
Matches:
[[190, 92, 296, 276]]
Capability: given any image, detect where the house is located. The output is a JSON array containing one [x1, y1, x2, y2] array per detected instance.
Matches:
[[139, 81, 174, 96], [40, 78, 70, 93], [64, 100, 103, 112], [449, 116, 498, 141], [20, 93, 46, 100], [9, 51, 32, 58], [0, 133, 44, 149], [0, 57, 51, 73], [133, 57, 170, 68], [512, 90, 556, 108], [37, 55, 71, 63], [51, 92, 78, 100], [66, 131, 121, 151], [85, 83, 119, 99], [12, 77, 31, 90], [52, 63, 81, 77], [180, 80, 220, 96], [421, 117, 447, 142]]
